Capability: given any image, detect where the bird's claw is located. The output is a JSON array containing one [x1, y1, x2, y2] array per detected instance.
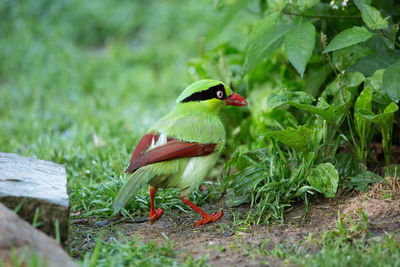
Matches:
[[194, 210, 223, 227], [150, 208, 163, 224]]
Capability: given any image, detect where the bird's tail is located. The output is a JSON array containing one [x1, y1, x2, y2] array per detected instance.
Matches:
[[112, 166, 154, 213]]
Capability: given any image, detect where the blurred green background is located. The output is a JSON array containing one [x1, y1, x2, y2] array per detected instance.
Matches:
[[0, 0, 239, 154], [0, 0, 258, 232], [0, 0, 250, 222]]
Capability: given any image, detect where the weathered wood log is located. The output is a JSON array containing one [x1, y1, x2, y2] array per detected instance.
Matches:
[[0, 152, 69, 243], [0, 203, 77, 267]]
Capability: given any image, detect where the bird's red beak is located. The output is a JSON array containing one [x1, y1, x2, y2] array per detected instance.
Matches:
[[225, 93, 248, 106]]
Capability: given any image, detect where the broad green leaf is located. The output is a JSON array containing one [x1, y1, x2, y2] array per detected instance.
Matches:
[[353, 0, 371, 10], [305, 65, 331, 97], [323, 26, 374, 53], [268, 73, 365, 128], [359, 4, 388, 30], [267, 0, 287, 12], [365, 69, 391, 105], [347, 37, 400, 76], [289, 99, 348, 127], [288, 71, 364, 127], [335, 152, 365, 178], [267, 88, 315, 109], [293, 0, 320, 12], [332, 44, 372, 71], [358, 102, 399, 123], [266, 125, 313, 152], [307, 163, 338, 198], [284, 22, 316, 77], [358, 102, 399, 164], [354, 87, 373, 163], [243, 13, 293, 74], [268, 89, 347, 127], [347, 171, 382, 192], [383, 59, 400, 103], [354, 88, 372, 128]]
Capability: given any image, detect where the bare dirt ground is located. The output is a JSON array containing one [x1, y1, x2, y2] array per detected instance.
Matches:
[[70, 178, 400, 266]]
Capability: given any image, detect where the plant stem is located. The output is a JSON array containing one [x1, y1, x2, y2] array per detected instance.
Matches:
[[380, 29, 400, 49], [282, 10, 361, 20]]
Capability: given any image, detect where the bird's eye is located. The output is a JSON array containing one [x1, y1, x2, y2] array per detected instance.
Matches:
[[216, 90, 224, 99]]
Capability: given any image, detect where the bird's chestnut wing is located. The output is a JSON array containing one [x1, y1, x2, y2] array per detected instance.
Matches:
[[125, 139, 216, 174], [127, 133, 159, 166]]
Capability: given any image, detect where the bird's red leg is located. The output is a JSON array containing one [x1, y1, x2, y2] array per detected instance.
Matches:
[[149, 186, 163, 224], [180, 194, 223, 226]]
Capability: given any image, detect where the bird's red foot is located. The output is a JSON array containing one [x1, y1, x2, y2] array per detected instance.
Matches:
[[194, 210, 223, 226], [149, 208, 163, 224]]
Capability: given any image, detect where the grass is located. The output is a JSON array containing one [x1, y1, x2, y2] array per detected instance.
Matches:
[[79, 233, 208, 267], [222, 124, 337, 225], [233, 211, 400, 266]]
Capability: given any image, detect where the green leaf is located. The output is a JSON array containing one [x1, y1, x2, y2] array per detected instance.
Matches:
[[332, 44, 372, 71], [267, 88, 315, 109], [267, 125, 313, 152], [354, 88, 372, 133], [347, 37, 400, 76], [347, 171, 382, 192], [359, 4, 388, 30], [293, 0, 320, 12], [267, 0, 287, 12], [268, 89, 347, 127], [291, 99, 348, 127], [268, 73, 365, 128], [335, 152, 365, 178], [358, 102, 399, 164], [323, 26, 374, 53], [383, 59, 400, 103], [305, 65, 331, 96], [354, 87, 373, 163], [353, 0, 371, 10], [365, 69, 392, 105], [243, 13, 294, 74], [284, 22, 316, 77], [307, 163, 339, 198], [358, 102, 399, 123]]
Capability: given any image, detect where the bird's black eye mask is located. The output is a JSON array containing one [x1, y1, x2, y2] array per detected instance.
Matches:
[[181, 84, 228, 103]]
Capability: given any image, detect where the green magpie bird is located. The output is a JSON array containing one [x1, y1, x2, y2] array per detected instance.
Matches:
[[113, 79, 247, 226]]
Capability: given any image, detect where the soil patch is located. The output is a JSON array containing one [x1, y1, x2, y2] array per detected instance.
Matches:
[[70, 179, 400, 266]]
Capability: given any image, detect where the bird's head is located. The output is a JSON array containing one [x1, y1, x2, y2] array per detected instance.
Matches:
[[176, 80, 247, 113]]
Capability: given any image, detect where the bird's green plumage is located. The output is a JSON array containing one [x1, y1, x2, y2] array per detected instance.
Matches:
[[113, 79, 231, 212], [113, 166, 155, 211]]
